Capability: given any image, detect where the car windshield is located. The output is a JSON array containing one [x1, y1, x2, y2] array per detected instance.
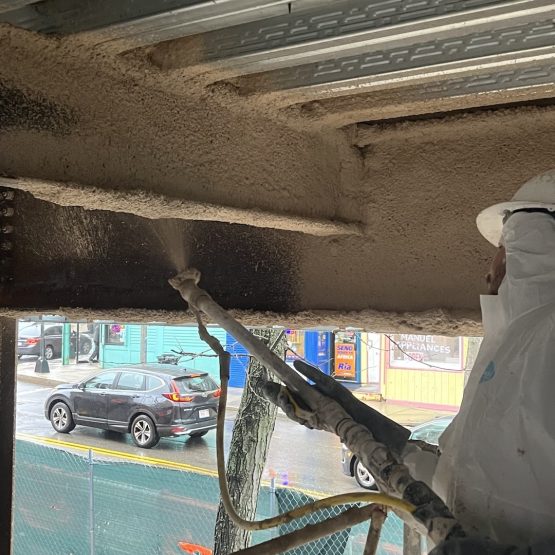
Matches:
[[174, 375, 218, 393], [19, 325, 40, 337], [410, 417, 454, 445]]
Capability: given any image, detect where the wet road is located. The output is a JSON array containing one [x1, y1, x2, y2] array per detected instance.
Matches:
[[16, 381, 356, 495]]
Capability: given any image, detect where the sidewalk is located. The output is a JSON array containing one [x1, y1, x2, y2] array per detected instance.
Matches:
[[17, 359, 99, 387], [17, 360, 454, 425]]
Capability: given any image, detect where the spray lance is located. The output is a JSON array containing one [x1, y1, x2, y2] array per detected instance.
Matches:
[[168, 268, 467, 552]]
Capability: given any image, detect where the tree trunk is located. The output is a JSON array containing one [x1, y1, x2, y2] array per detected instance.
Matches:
[[213, 329, 286, 555]]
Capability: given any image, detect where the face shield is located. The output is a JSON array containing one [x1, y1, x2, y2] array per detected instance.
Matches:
[[498, 211, 555, 321]]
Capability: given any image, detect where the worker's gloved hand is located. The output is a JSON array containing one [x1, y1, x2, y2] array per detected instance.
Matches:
[[260, 360, 410, 456], [259, 380, 330, 431], [429, 537, 517, 555]]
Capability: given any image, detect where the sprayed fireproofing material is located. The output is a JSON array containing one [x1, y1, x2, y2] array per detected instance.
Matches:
[[0, 3, 554, 332]]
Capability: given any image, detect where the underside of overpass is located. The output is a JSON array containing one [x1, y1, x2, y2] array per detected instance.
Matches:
[[0, 0, 554, 336]]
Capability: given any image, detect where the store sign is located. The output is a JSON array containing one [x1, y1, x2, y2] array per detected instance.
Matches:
[[334, 342, 356, 379], [388, 334, 463, 370]]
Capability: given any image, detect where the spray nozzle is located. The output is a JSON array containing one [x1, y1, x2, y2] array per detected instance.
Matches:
[[168, 268, 202, 292]]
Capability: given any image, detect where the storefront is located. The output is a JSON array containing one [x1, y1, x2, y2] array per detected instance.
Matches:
[[286, 330, 332, 374], [99, 323, 225, 381], [98, 323, 466, 410], [228, 329, 334, 388], [382, 334, 466, 411], [358, 332, 382, 395]]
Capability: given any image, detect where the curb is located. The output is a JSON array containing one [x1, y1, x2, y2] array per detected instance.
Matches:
[[17, 373, 66, 387]]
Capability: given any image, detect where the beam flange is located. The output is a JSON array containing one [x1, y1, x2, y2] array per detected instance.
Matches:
[[0, 177, 364, 237]]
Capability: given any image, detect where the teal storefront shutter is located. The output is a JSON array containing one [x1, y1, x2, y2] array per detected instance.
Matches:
[[101, 324, 142, 368], [147, 325, 226, 382]]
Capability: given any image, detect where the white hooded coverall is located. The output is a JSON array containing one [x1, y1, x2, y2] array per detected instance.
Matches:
[[404, 212, 555, 547]]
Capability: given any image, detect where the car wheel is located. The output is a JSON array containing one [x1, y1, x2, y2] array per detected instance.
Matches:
[[79, 339, 92, 355], [50, 402, 76, 433], [189, 431, 208, 438], [354, 458, 377, 490], [44, 345, 54, 360], [131, 415, 160, 448]]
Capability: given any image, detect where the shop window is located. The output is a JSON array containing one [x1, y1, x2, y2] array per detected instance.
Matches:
[[105, 324, 126, 346], [285, 330, 305, 365], [388, 334, 463, 371]]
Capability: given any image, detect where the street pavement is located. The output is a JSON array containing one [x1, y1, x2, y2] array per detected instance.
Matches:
[[16, 381, 356, 496], [16, 359, 456, 497]]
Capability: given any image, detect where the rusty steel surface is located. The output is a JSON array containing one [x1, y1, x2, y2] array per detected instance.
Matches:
[[1, 191, 300, 314]]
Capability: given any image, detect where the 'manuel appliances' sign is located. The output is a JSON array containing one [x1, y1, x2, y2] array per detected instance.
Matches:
[[388, 334, 463, 371]]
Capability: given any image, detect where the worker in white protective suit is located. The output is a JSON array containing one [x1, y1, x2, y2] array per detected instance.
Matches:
[[268, 170, 555, 553], [405, 169, 555, 554]]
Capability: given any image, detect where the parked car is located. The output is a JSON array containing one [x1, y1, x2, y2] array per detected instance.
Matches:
[[18, 322, 93, 360], [44, 365, 220, 448], [341, 415, 455, 489]]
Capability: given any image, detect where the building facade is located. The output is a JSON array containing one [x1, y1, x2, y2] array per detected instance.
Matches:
[[98, 324, 469, 411]]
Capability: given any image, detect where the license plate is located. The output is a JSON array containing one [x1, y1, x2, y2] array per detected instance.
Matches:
[[198, 409, 210, 419]]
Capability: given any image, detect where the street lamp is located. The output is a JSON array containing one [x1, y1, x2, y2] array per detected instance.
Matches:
[[34, 317, 50, 373]]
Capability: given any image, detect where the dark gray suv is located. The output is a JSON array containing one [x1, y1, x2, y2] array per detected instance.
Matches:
[[44, 365, 220, 448]]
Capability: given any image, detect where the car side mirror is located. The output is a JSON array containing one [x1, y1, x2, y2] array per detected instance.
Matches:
[[78, 383, 86, 390]]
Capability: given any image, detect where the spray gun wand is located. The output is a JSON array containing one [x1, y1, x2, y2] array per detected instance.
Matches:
[[169, 268, 466, 550]]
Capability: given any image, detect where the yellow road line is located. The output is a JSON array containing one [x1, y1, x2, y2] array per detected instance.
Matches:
[[16, 433, 329, 499], [16, 433, 217, 477]]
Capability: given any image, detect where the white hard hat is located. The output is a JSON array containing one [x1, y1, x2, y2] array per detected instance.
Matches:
[[476, 169, 555, 246]]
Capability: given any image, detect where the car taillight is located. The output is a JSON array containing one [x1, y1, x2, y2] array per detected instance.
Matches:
[[25, 338, 40, 345], [164, 380, 195, 402], [213, 389, 221, 398], [162, 392, 194, 403]]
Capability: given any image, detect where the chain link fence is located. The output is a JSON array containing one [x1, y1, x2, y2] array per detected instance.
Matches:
[[14, 440, 415, 555]]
